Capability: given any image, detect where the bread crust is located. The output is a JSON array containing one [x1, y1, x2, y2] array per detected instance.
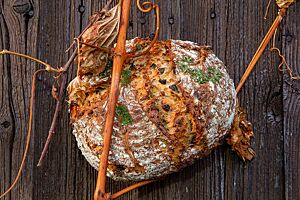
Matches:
[[67, 38, 236, 181]]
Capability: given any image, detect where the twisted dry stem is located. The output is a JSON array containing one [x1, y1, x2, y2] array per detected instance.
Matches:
[[270, 47, 300, 80], [0, 48, 73, 198], [264, 0, 272, 19]]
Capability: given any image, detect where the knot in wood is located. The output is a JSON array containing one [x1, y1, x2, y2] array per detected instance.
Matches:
[[12, 0, 32, 14], [1, 121, 11, 129], [0, 120, 12, 139]]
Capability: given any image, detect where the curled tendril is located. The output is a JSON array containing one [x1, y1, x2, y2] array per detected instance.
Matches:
[[270, 47, 300, 80], [137, 0, 156, 12], [127, 0, 160, 58]]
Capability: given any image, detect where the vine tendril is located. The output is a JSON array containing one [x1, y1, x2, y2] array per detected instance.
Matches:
[[137, 0, 155, 12], [270, 47, 300, 80], [127, 0, 160, 58], [0, 69, 46, 199]]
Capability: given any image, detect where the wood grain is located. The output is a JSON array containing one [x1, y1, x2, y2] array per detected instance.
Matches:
[[0, 0, 299, 199], [283, 3, 300, 200]]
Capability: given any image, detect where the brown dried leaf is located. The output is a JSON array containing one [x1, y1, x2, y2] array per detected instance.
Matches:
[[78, 2, 121, 77], [227, 105, 255, 161], [98, 17, 120, 47], [67, 77, 88, 107], [276, 0, 296, 8]]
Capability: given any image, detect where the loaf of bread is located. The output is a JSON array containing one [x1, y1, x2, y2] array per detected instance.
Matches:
[[67, 38, 236, 181]]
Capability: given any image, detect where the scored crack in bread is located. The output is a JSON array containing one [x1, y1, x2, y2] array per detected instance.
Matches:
[[67, 38, 236, 181]]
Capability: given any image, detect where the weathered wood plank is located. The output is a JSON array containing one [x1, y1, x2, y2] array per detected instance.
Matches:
[[283, 3, 300, 200], [0, 0, 39, 199], [222, 1, 285, 200], [0, 2, 15, 200], [32, 0, 82, 199], [0, 0, 299, 200]]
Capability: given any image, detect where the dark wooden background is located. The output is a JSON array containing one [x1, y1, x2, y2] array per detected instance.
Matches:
[[0, 0, 299, 199]]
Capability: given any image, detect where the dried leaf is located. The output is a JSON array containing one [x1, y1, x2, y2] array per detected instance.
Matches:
[[276, 0, 296, 8], [227, 105, 255, 161], [98, 17, 120, 47], [67, 77, 88, 107], [78, 1, 122, 77]]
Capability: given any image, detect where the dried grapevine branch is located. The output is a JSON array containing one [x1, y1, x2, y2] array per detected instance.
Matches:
[[0, 49, 77, 198], [0, 50, 59, 72], [235, 8, 286, 93], [37, 49, 77, 166], [0, 69, 46, 198], [229, 0, 297, 161], [93, 0, 132, 199], [236, 0, 296, 93]]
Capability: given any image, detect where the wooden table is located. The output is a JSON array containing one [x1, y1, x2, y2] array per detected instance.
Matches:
[[0, 0, 299, 199]]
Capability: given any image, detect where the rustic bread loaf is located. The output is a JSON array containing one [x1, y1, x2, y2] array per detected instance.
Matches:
[[67, 38, 236, 181]]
